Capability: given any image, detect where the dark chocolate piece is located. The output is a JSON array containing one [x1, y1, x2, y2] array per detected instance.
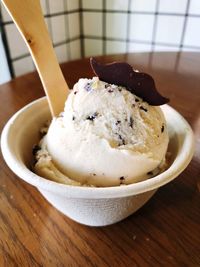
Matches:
[[90, 57, 169, 106], [161, 124, 165, 133]]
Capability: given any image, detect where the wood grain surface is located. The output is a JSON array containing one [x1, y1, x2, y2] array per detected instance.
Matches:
[[0, 52, 200, 267]]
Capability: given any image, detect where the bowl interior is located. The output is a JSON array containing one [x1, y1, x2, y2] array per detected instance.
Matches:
[[1, 97, 194, 199], [7, 99, 51, 167]]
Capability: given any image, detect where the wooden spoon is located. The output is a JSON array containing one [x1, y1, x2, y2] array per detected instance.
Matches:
[[2, 0, 70, 117]]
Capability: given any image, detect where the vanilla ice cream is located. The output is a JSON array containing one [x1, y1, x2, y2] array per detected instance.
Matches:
[[34, 77, 169, 187]]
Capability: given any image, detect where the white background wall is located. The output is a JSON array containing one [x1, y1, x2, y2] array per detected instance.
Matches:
[[0, 33, 10, 83]]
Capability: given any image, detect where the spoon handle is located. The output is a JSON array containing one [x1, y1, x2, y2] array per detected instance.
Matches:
[[2, 0, 69, 117]]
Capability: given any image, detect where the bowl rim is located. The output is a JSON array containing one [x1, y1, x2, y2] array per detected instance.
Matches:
[[1, 97, 195, 199]]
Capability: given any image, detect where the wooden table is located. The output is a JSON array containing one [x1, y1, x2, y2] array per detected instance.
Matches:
[[0, 52, 200, 267]]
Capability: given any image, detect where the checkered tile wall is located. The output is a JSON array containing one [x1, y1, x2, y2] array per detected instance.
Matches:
[[1, 0, 200, 79]]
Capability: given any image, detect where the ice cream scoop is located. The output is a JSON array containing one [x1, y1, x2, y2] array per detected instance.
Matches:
[[34, 77, 169, 187]]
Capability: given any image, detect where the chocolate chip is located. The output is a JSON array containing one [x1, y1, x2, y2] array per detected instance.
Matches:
[[40, 124, 48, 137], [84, 83, 92, 92], [86, 112, 99, 121], [118, 134, 126, 145], [72, 116, 76, 121], [140, 106, 148, 112], [74, 91, 78, 95], [119, 176, 125, 184], [40, 131, 46, 138], [135, 98, 140, 102], [129, 117, 134, 128], [147, 171, 153, 175], [161, 124, 165, 133], [115, 120, 121, 125], [108, 89, 114, 93], [32, 145, 41, 156]]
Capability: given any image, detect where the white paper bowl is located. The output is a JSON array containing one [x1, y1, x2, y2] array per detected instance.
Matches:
[[1, 97, 194, 226]]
